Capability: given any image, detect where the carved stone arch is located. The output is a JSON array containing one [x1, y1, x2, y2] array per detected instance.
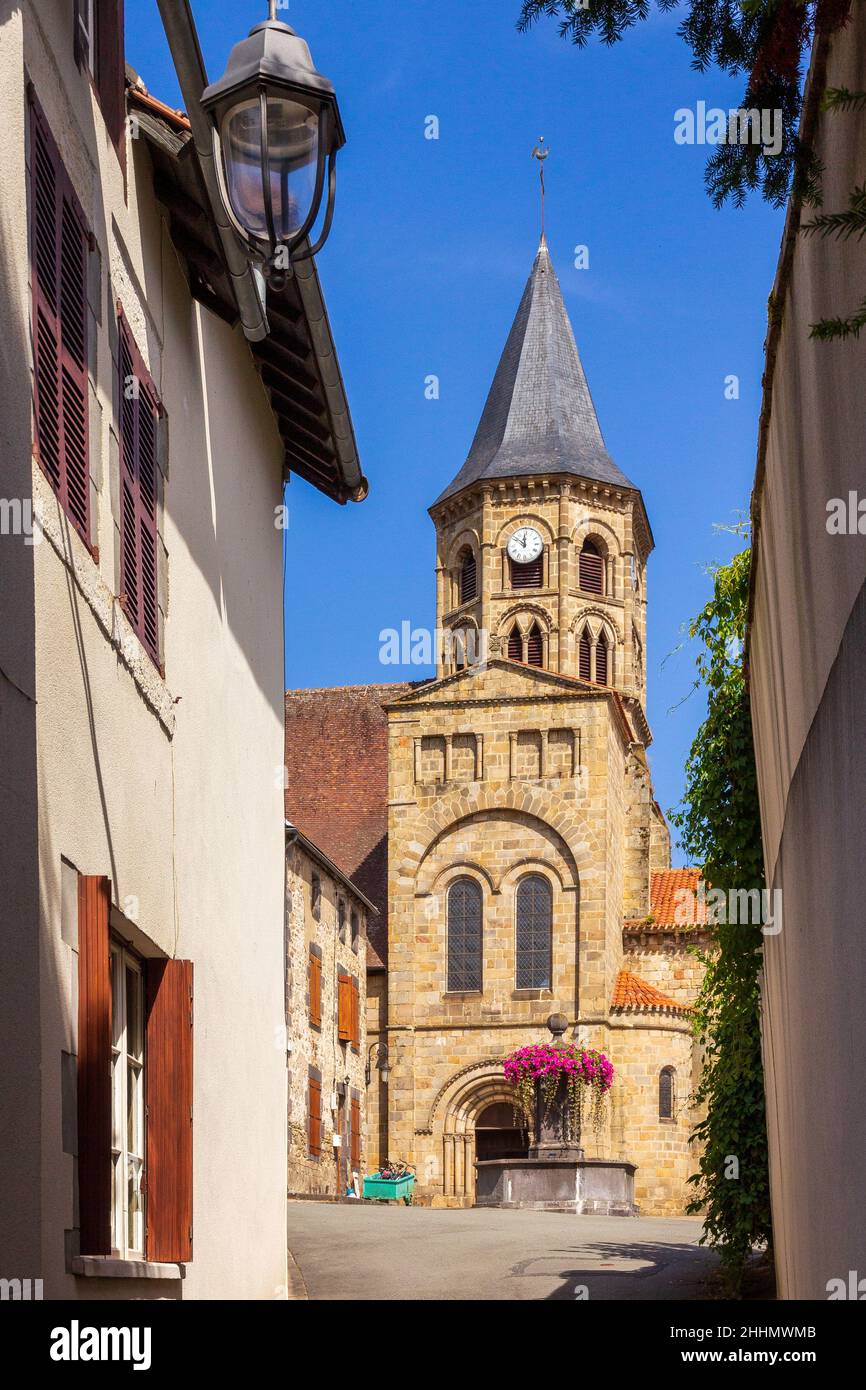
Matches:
[[572, 516, 621, 555], [570, 607, 623, 645], [446, 526, 481, 571], [421, 860, 497, 899], [401, 785, 598, 892], [498, 857, 569, 896], [494, 512, 555, 548], [427, 1063, 527, 1200], [496, 601, 554, 638]]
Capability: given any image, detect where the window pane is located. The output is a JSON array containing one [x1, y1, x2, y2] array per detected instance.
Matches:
[[126, 965, 142, 1060], [447, 879, 482, 991], [516, 875, 552, 989]]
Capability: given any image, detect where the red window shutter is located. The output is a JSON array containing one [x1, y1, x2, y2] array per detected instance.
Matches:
[[29, 95, 90, 547], [579, 544, 604, 595], [308, 1076, 322, 1158], [96, 1, 127, 170], [526, 625, 543, 668], [459, 551, 477, 604], [77, 874, 112, 1256], [595, 639, 608, 685], [309, 949, 321, 1029], [145, 959, 193, 1263], [351, 977, 361, 1048], [350, 1096, 361, 1170], [338, 975, 352, 1042], [118, 312, 161, 665], [507, 628, 523, 661], [510, 554, 543, 589], [579, 631, 592, 681]]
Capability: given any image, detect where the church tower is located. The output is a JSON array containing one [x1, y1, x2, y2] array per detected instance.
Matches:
[[367, 237, 707, 1216]]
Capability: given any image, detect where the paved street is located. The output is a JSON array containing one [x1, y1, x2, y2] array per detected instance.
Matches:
[[287, 1202, 720, 1300]]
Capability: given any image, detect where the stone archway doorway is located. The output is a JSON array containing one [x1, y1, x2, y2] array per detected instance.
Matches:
[[474, 1101, 529, 1162]]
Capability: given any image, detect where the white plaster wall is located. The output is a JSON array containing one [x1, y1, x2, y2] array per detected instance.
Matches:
[[2, 1, 288, 1298]]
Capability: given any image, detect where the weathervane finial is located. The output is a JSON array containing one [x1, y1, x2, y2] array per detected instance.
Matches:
[[531, 137, 550, 241]]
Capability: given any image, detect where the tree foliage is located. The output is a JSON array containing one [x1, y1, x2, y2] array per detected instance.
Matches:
[[669, 542, 772, 1295]]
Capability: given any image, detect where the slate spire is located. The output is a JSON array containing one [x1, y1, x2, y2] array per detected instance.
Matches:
[[434, 238, 635, 504]]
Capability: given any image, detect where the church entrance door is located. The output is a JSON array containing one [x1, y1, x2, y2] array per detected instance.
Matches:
[[474, 1101, 529, 1161]]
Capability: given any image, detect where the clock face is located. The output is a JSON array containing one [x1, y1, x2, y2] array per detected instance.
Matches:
[[507, 527, 543, 564]]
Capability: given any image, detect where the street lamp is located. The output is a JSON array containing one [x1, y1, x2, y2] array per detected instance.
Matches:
[[365, 1042, 389, 1088], [201, 1, 345, 290]]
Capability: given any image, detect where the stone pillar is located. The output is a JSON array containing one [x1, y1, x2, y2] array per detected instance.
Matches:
[[463, 1133, 474, 1201], [454, 1131, 465, 1195], [443, 1133, 455, 1196]]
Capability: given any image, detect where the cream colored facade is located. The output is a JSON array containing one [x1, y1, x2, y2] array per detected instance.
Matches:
[[286, 828, 370, 1196], [0, 1, 357, 1298], [367, 243, 708, 1215], [748, 10, 866, 1299]]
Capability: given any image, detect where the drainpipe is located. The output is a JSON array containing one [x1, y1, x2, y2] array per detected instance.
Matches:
[[155, 0, 269, 342]]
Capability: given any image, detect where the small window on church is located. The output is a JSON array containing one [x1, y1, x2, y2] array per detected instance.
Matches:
[[459, 549, 477, 604], [516, 875, 552, 989], [578, 629, 591, 681], [510, 554, 543, 589], [447, 878, 483, 992], [659, 1067, 675, 1120], [526, 623, 544, 668], [579, 539, 604, 595], [595, 636, 608, 685], [507, 628, 523, 661]]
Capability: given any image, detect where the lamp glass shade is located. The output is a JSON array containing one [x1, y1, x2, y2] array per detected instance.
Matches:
[[380, 1062, 390, 1086], [221, 95, 320, 243]]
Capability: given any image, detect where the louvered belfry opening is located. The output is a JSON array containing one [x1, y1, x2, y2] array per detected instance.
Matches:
[[510, 553, 543, 589], [507, 628, 523, 662], [447, 878, 483, 992], [29, 93, 91, 548], [595, 637, 608, 685], [526, 623, 544, 668], [579, 539, 604, 594], [118, 311, 161, 667], [515, 875, 552, 989], [579, 629, 592, 681], [459, 549, 477, 604]]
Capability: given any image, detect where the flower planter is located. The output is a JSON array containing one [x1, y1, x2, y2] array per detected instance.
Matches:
[[363, 1174, 415, 1203]]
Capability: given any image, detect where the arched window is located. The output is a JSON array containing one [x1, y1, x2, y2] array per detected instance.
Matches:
[[447, 878, 483, 992], [510, 553, 543, 589], [595, 635, 608, 685], [659, 1067, 675, 1120], [459, 548, 477, 604], [526, 623, 544, 668], [507, 627, 523, 661], [452, 628, 468, 672], [578, 628, 591, 681], [515, 874, 552, 989], [579, 539, 604, 595]]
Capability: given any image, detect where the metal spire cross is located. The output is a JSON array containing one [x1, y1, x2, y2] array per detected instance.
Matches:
[[531, 137, 550, 240]]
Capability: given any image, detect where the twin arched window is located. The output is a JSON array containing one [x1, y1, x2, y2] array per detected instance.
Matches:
[[506, 622, 544, 667], [578, 626, 610, 684], [446, 874, 552, 992]]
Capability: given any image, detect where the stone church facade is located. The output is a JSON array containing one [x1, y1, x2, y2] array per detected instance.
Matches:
[[286, 239, 710, 1216]]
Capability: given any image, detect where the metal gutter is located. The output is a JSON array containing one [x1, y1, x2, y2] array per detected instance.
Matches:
[[155, 0, 269, 342]]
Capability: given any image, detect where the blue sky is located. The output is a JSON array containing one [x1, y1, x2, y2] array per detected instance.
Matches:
[[126, 1, 783, 860]]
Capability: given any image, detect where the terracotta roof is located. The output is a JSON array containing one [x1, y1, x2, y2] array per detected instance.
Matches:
[[611, 970, 690, 1014], [625, 867, 707, 932]]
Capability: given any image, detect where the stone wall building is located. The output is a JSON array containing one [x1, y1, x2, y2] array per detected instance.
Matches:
[[287, 239, 710, 1215], [285, 824, 373, 1196], [747, 10, 866, 1298]]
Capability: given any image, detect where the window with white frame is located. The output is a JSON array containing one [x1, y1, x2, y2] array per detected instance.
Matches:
[[110, 941, 145, 1258]]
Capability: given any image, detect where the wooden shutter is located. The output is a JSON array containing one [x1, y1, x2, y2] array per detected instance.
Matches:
[[309, 948, 322, 1029], [118, 311, 161, 665], [510, 554, 543, 589], [338, 974, 353, 1041], [595, 639, 608, 685], [460, 551, 477, 604], [350, 1095, 361, 1170], [507, 628, 522, 661], [145, 959, 193, 1263], [95, 1, 127, 170], [29, 94, 91, 548], [308, 1075, 322, 1157], [579, 630, 591, 681], [526, 625, 543, 668], [579, 543, 604, 595], [77, 874, 112, 1256], [351, 977, 361, 1048]]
